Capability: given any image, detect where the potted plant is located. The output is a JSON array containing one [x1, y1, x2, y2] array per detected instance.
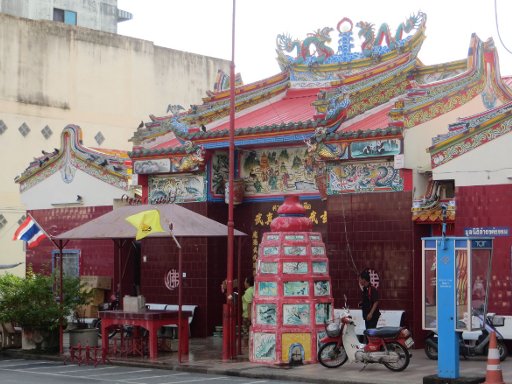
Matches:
[[0, 268, 92, 351]]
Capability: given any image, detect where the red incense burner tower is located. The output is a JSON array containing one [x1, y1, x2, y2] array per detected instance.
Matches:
[[249, 195, 334, 364]]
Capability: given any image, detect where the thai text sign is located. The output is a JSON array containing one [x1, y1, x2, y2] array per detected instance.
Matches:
[[464, 227, 509, 237]]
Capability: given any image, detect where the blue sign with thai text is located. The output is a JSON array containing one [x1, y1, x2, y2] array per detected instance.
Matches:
[[464, 227, 509, 237]]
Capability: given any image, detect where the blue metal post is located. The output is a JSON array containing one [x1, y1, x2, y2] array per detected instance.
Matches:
[[436, 238, 459, 378]]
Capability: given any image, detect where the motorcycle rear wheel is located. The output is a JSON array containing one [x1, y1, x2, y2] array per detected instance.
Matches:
[[383, 342, 410, 372], [424, 337, 438, 360], [497, 340, 508, 361], [318, 342, 347, 368]]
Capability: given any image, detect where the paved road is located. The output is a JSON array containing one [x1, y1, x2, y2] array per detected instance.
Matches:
[[0, 358, 307, 384]]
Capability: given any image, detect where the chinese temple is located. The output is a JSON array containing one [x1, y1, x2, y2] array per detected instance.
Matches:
[[17, 12, 512, 343]]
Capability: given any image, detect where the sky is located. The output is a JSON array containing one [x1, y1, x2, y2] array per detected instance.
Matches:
[[117, 0, 512, 84]]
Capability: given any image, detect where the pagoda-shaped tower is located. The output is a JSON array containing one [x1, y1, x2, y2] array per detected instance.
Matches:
[[250, 195, 334, 364]]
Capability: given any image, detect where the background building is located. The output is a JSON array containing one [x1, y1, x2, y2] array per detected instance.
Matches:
[[1, 2, 230, 276]]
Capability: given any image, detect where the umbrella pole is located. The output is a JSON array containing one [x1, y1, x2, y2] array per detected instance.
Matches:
[[236, 236, 242, 355], [58, 240, 64, 355]]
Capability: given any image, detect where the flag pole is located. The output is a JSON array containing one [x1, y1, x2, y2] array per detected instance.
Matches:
[[223, 0, 236, 361], [27, 212, 53, 240]]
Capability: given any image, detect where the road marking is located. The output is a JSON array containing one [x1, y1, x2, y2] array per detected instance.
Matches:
[[86, 369, 153, 377], [55, 365, 117, 373], [0, 360, 51, 368], [119, 372, 189, 382], [160, 377, 228, 384]]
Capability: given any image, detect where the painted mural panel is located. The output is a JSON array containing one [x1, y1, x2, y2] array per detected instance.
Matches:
[[350, 139, 401, 158], [253, 333, 276, 361], [239, 146, 318, 197], [210, 151, 228, 196], [312, 261, 327, 273], [327, 161, 403, 194], [258, 281, 278, 296], [259, 262, 278, 274], [315, 303, 332, 324], [283, 262, 308, 274], [148, 174, 206, 203], [284, 281, 309, 296], [283, 304, 310, 325], [134, 159, 171, 174], [256, 304, 277, 325], [314, 280, 331, 296]]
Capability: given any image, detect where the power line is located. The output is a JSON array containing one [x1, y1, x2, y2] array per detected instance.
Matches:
[[494, 0, 512, 55]]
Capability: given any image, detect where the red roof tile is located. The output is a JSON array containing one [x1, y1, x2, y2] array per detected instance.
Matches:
[[339, 105, 393, 132], [211, 88, 320, 131]]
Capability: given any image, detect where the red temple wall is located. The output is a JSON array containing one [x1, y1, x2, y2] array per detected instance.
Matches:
[[454, 184, 512, 315], [28, 206, 114, 277]]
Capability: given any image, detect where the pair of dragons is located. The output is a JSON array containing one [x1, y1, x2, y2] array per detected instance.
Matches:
[[276, 12, 425, 63]]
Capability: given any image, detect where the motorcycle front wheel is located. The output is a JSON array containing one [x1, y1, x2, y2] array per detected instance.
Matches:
[[424, 336, 438, 360], [383, 342, 410, 372], [318, 341, 347, 368]]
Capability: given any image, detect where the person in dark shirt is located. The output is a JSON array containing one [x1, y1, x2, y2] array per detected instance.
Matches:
[[358, 270, 380, 329]]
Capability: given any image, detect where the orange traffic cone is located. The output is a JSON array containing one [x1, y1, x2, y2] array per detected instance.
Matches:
[[483, 331, 506, 384]]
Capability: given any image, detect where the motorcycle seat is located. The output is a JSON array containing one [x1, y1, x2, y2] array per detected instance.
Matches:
[[364, 326, 402, 338]]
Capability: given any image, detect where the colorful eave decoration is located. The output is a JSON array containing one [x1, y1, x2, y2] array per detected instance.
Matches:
[[15, 125, 132, 192]]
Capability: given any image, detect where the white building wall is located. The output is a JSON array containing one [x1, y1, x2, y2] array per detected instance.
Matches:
[[432, 132, 512, 186], [0, 13, 230, 276], [21, 170, 128, 210]]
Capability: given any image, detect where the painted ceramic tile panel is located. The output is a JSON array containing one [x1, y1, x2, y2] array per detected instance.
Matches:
[[283, 262, 308, 274], [327, 161, 403, 193], [315, 303, 332, 324], [317, 329, 327, 349], [134, 158, 171, 174], [284, 246, 306, 256], [314, 280, 330, 296], [350, 138, 401, 158], [240, 146, 318, 196], [312, 262, 327, 273], [265, 234, 280, 241], [311, 246, 325, 256], [253, 332, 276, 361], [309, 234, 321, 241], [259, 262, 278, 274], [258, 281, 278, 296], [210, 151, 228, 195], [256, 304, 277, 325], [148, 174, 206, 203], [284, 281, 309, 296], [283, 304, 310, 325], [284, 234, 305, 241], [263, 246, 279, 256]]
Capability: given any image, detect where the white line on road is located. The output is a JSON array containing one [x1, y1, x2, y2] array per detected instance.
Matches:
[[0, 360, 52, 368], [119, 372, 189, 382], [86, 369, 153, 377], [55, 365, 117, 373], [159, 377, 228, 384]]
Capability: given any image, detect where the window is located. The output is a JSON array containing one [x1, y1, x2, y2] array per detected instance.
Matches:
[[52, 250, 80, 278], [53, 8, 77, 26]]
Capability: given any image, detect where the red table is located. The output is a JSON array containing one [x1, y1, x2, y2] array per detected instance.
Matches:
[[99, 310, 190, 359]]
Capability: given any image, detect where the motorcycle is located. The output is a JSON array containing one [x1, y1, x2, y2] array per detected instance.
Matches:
[[92, 292, 121, 339], [424, 311, 508, 361], [318, 296, 414, 372]]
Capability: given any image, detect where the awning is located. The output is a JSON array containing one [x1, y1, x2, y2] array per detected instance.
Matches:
[[55, 203, 247, 240]]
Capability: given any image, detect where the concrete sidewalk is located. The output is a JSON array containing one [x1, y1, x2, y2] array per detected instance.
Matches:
[[1, 336, 510, 384]]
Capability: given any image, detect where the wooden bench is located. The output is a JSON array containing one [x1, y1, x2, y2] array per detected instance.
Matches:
[[334, 309, 405, 336]]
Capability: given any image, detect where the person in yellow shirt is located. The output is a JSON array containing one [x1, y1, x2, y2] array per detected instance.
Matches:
[[242, 276, 254, 336]]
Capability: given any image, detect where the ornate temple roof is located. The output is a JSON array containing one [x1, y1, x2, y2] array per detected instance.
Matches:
[[128, 12, 511, 164], [15, 125, 132, 192]]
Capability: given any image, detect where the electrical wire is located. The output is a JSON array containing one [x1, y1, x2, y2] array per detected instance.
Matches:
[[494, 0, 512, 55], [339, 194, 360, 277]]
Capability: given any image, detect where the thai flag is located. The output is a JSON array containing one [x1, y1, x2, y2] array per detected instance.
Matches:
[[13, 216, 47, 248]]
